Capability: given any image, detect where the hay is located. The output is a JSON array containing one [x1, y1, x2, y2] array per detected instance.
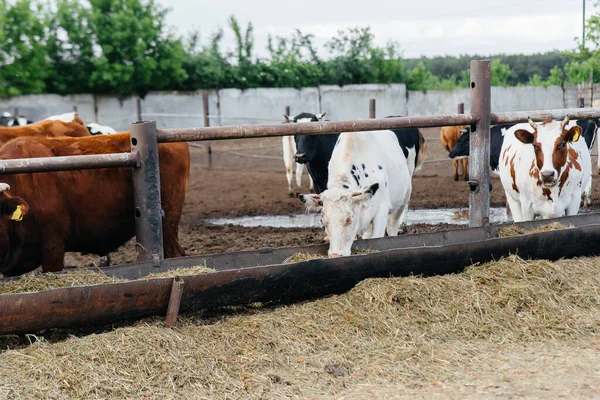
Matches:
[[2, 254, 600, 398], [141, 265, 216, 279], [283, 248, 377, 263], [0, 265, 216, 295], [0, 269, 125, 295], [496, 222, 567, 237]]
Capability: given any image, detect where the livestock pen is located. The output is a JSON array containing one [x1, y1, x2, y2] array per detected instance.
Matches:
[[1, 60, 600, 336]]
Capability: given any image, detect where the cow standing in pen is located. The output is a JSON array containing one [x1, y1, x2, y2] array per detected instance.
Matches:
[[281, 112, 324, 196], [498, 117, 591, 222], [440, 125, 469, 181], [300, 130, 411, 257]]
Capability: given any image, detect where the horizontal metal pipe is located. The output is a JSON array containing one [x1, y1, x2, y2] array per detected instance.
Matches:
[[0, 152, 139, 175], [156, 114, 477, 142], [491, 107, 600, 125]]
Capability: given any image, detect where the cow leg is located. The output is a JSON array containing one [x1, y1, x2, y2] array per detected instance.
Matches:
[[41, 239, 65, 273], [567, 193, 582, 216], [452, 160, 459, 181], [282, 136, 295, 197], [163, 221, 185, 258], [295, 162, 304, 196], [582, 173, 592, 208], [386, 208, 404, 237], [368, 210, 389, 239], [462, 158, 469, 181], [505, 196, 523, 222]]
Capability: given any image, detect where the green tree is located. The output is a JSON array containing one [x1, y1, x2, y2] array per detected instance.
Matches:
[[0, 0, 49, 95], [490, 59, 511, 86]]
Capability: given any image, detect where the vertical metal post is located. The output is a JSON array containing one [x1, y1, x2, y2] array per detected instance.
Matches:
[[203, 92, 212, 168], [285, 105, 290, 118], [130, 120, 164, 264], [468, 60, 491, 228], [136, 98, 142, 122], [12, 108, 18, 117], [579, 97, 585, 108], [72, 105, 78, 113], [457, 102, 465, 114], [590, 70, 594, 106], [369, 99, 376, 118]]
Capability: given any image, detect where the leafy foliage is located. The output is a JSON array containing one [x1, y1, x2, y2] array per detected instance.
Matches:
[[0, 1, 596, 96]]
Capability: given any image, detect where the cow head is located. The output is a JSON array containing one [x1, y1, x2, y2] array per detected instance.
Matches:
[[300, 183, 379, 257], [282, 112, 326, 164], [448, 130, 470, 159], [514, 117, 581, 187]]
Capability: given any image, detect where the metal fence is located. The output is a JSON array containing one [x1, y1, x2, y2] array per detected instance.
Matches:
[[1, 60, 600, 264]]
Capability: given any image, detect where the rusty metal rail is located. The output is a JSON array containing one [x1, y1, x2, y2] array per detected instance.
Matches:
[[0, 152, 139, 175]]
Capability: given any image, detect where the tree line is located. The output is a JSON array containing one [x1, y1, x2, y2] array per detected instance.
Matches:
[[1, 0, 598, 97]]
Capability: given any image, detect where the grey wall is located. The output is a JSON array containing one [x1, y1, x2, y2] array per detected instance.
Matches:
[[0, 84, 581, 129]]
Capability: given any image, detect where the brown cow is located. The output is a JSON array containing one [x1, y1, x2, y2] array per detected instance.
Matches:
[[440, 125, 468, 181], [0, 112, 90, 145], [0, 133, 190, 276]]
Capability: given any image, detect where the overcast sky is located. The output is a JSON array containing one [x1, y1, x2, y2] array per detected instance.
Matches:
[[160, 0, 597, 59]]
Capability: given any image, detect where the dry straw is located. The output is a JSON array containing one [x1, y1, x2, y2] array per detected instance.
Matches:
[[496, 222, 567, 237], [1, 254, 599, 398], [0, 265, 215, 295]]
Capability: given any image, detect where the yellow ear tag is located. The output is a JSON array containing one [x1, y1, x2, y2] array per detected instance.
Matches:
[[572, 129, 581, 142], [11, 205, 23, 222]]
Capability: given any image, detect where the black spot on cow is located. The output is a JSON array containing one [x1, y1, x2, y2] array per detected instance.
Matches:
[[385, 182, 388, 187], [364, 173, 369, 177], [361, 163, 366, 170], [352, 174, 360, 186], [342, 184, 349, 189], [351, 164, 357, 171], [378, 165, 382, 169]]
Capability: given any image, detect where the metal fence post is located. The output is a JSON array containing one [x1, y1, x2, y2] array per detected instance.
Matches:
[[203, 92, 212, 167], [369, 99, 376, 118], [457, 102, 465, 114], [579, 97, 585, 108], [72, 105, 78, 113], [468, 60, 491, 227], [136, 98, 142, 122], [130, 120, 164, 264]]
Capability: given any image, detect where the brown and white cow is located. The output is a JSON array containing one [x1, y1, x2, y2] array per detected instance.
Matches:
[[440, 125, 468, 181], [499, 117, 591, 222], [0, 133, 190, 276]]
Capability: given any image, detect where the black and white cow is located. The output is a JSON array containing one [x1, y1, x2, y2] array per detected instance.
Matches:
[[294, 114, 426, 194], [0, 112, 32, 127]]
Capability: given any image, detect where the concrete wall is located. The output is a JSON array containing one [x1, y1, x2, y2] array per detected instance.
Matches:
[[0, 84, 578, 130]]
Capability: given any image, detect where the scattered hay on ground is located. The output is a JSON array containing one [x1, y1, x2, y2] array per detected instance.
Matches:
[[0, 269, 126, 295], [496, 222, 567, 237], [2, 254, 600, 399], [283, 248, 377, 263], [141, 265, 216, 279]]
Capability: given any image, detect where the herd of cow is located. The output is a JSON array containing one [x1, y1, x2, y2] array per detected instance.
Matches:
[[0, 109, 597, 275], [0, 112, 190, 277], [283, 112, 598, 257]]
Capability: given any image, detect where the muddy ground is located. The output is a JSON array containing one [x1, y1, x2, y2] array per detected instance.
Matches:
[[65, 127, 600, 267]]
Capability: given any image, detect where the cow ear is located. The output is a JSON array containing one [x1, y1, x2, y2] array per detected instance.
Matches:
[[514, 129, 535, 144], [352, 183, 379, 204], [284, 114, 294, 122], [565, 126, 582, 142], [299, 194, 323, 213], [316, 112, 326, 120], [1, 196, 29, 222]]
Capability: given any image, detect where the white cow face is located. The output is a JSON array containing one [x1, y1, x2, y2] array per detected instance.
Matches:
[[514, 118, 582, 187], [284, 112, 326, 124], [300, 183, 379, 258]]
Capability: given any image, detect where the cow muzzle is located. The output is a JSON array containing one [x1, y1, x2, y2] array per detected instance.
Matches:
[[540, 170, 557, 187], [294, 153, 307, 164]]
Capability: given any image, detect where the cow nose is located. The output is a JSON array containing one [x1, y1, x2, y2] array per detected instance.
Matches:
[[328, 252, 342, 258], [540, 170, 556, 183], [295, 153, 306, 163]]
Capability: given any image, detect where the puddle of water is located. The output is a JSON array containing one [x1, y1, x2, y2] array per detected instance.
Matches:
[[206, 207, 508, 228]]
